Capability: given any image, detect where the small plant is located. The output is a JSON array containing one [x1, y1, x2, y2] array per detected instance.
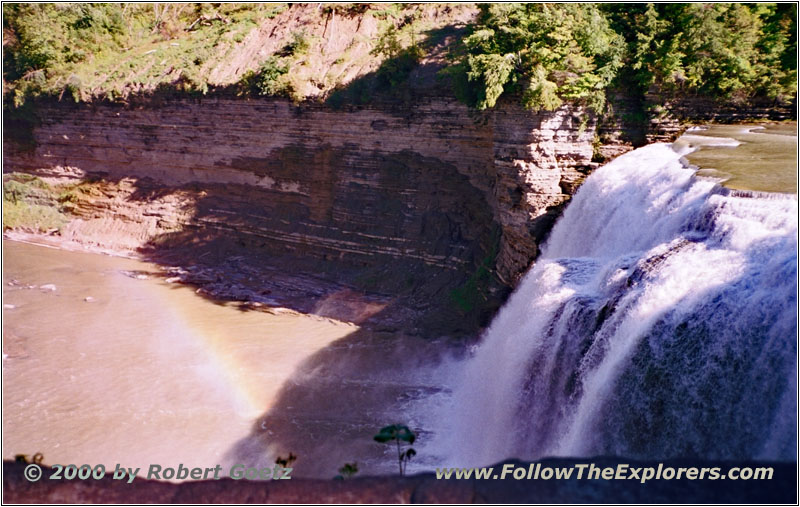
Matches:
[[370, 24, 424, 90], [275, 452, 297, 468], [285, 30, 310, 56], [58, 189, 81, 204], [374, 424, 416, 476], [239, 56, 293, 98], [15, 452, 43, 464], [592, 134, 607, 163], [334, 462, 358, 480]]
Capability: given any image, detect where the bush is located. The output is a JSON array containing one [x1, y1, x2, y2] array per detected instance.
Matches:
[[239, 57, 294, 98], [371, 24, 424, 90], [3, 202, 66, 233], [285, 31, 310, 57], [3, 175, 67, 233], [255, 57, 290, 96]]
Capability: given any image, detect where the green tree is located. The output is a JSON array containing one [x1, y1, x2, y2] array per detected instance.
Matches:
[[456, 3, 624, 112], [370, 23, 424, 90], [374, 424, 416, 476], [603, 3, 797, 102]]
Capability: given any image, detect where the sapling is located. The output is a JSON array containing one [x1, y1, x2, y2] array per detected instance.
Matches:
[[334, 462, 358, 480], [374, 424, 416, 476]]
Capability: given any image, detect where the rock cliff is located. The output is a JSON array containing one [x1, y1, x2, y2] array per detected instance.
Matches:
[[4, 95, 598, 334]]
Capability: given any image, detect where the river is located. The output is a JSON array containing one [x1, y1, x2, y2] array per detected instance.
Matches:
[[2, 239, 457, 478], [677, 122, 797, 193], [2, 241, 360, 473]]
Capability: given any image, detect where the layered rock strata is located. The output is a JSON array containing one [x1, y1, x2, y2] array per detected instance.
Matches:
[[4, 96, 599, 332]]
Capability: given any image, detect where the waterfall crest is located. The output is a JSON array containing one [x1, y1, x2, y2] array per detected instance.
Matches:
[[444, 143, 797, 466]]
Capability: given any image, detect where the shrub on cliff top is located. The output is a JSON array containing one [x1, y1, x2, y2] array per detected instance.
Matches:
[[370, 23, 424, 90], [238, 56, 297, 100]]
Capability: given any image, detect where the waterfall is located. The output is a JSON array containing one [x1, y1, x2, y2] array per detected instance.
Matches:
[[441, 143, 797, 466]]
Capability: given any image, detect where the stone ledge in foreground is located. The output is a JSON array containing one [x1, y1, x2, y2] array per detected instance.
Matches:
[[3, 457, 796, 504]]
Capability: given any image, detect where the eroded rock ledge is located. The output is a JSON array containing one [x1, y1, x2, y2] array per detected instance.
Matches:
[[4, 96, 599, 334], [5, 93, 792, 334]]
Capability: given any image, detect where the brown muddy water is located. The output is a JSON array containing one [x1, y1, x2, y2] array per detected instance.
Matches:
[[675, 122, 797, 193], [2, 240, 454, 478]]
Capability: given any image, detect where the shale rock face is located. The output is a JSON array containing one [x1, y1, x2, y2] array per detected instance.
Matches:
[[4, 96, 599, 331]]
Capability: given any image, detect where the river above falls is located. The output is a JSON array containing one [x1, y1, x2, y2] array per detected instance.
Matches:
[[675, 122, 797, 193]]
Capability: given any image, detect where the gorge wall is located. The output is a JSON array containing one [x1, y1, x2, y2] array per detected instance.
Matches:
[[6, 91, 792, 334], [3, 96, 597, 334]]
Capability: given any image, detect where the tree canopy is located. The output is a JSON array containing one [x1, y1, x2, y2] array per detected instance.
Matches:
[[458, 4, 624, 111], [3, 3, 797, 111], [456, 2, 797, 111]]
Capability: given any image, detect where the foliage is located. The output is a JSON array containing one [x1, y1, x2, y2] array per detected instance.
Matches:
[[602, 3, 797, 102], [370, 4, 406, 21], [374, 424, 416, 476], [250, 57, 291, 97], [321, 4, 372, 17], [4, 3, 795, 112], [1, 174, 95, 232], [236, 53, 305, 103], [2, 3, 272, 105], [456, 4, 624, 112], [4, 174, 53, 205], [282, 30, 310, 57], [334, 462, 359, 480], [2, 201, 66, 233], [275, 453, 297, 468], [452, 2, 797, 112], [14, 453, 44, 464], [592, 134, 607, 163], [370, 22, 424, 90]]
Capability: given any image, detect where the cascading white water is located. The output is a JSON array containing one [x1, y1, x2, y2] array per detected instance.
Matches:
[[439, 142, 797, 466]]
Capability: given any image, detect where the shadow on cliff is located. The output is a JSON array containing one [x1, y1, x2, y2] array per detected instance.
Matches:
[[87, 19, 513, 337], [322, 22, 471, 110], [124, 138, 508, 335]]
